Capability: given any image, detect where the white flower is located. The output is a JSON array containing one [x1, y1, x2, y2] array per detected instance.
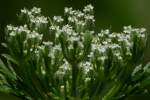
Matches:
[[53, 16, 64, 23], [70, 36, 80, 42], [61, 24, 73, 35], [30, 16, 48, 24], [61, 60, 70, 71], [114, 52, 121, 57], [85, 77, 91, 82], [98, 56, 107, 62], [88, 52, 94, 58], [7, 25, 30, 37], [99, 46, 106, 53], [85, 15, 95, 22], [123, 26, 146, 35], [28, 31, 43, 41], [123, 26, 132, 34], [54, 44, 62, 51], [102, 41, 108, 45], [68, 16, 77, 23], [126, 51, 132, 56], [98, 33, 104, 38], [109, 44, 120, 50], [9, 32, 16, 36], [37, 45, 45, 51], [82, 61, 93, 74], [138, 34, 145, 38], [31, 7, 41, 14], [83, 4, 94, 13], [134, 28, 146, 33], [140, 28, 146, 33], [43, 41, 53, 46], [101, 29, 109, 35], [109, 33, 117, 38], [21, 8, 28, 14], [55, 59, 70, 78], [64, 7, 73, 14], [76, 20, 86, 27], [49, 25, 60, 33], [75, 11, 84, 18], [106, 39, 112, 43], [91, 43, 98, 51], [68, 44, 74, 50]]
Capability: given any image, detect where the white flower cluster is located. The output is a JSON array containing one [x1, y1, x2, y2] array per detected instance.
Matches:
[[89, 28, 144, 68], [36, 41, 61, 54], [83, 4, 94, 14], [20, 7, 48, 33], [80, 61, 93, 74], [60, 24, 84, 51], [123, 26, 146, 34], [31, 7, 41, 15], [28, 31, 43, 40], [30, 16, 48, 24], [41, 6, 147, 76], [5, 5, 148, 83], [21, 7, 41, 17], [7, 25, 30, 37], [47, 5, 95, 59], [55, 59, 71, 79], [123, 26, 146, 45], [6, 24, 43, 55], [64, 4, 95, 31], [90, 30, 124, 63], [53, 16, 64, 23], [48, 44, 62, 59]]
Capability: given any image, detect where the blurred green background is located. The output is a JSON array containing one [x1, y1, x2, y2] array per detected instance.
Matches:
[[1, 0, 150, 99]]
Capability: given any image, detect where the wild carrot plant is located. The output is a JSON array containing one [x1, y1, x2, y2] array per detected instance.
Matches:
[[0, 4, 150, 100]]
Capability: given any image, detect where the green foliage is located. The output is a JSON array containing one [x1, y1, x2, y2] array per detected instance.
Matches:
[[0, 4, 150, 100]]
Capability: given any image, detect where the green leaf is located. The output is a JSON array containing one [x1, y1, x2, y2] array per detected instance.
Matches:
[[0, 59, 16, 80], [1, 43, 8, 48], [1, 54, 19, 65]]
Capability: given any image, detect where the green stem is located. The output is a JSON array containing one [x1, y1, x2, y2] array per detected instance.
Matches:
[[64, 78, 68, 100], [71, 64, 79, 98]]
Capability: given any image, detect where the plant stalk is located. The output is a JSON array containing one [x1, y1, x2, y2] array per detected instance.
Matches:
[[71, 63, 79, 98]]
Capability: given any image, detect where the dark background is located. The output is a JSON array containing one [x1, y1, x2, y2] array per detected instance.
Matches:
[[1, 0, 150, 99]]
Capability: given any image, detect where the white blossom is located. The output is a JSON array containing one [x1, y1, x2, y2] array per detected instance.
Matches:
[[43, 41, 53, 46], [28, 31, 43, 40], [31, 7, 41, 14], [53, 16, 64, 23], [98, 56, 107, 62], [85, 15, 95, 22], [30, 16, 48, 24], [83, 4, 94, 13], [61, 24, 73, 35], [81, 61, 93, 74], [64, 7, 73, 15]]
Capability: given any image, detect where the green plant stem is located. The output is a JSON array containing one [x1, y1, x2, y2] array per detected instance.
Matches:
[[64, 78, 68, 100], [71, 63, 79, 98]]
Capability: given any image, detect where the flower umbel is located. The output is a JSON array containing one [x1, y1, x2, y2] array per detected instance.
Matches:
[[0, 4, 150, 100]]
